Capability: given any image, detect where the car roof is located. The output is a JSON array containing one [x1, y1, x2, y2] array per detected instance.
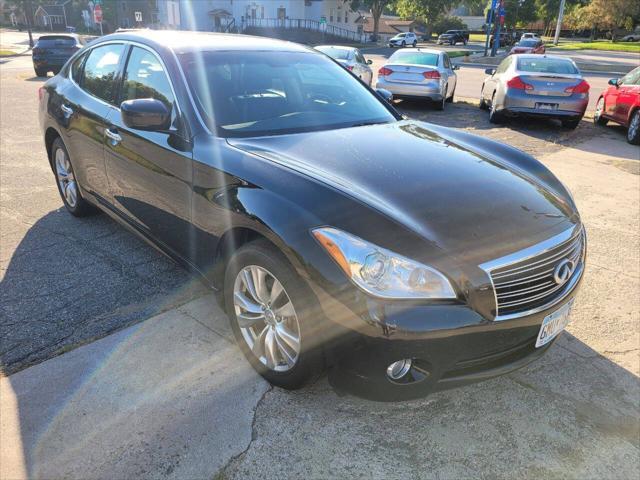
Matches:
[[394, 48, 442, 55], [315, 45, 357, 51], [93, 29, 312, 54]]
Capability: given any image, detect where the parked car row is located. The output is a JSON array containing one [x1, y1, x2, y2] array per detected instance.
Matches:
[[39, 30, 589, 402], [316, 44, 639, 144]]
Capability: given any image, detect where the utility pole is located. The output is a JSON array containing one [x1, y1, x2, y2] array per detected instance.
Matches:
[[553, 0, 566, 45], [25, 0, 34, 48]]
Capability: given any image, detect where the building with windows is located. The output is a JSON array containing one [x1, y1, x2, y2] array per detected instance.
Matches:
[[155, 0, 365, 41], [33, 0, 70, 31]]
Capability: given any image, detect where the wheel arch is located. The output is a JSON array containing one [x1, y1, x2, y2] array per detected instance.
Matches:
[[44, 126, 62, 168], [627, 104, 639, 126]]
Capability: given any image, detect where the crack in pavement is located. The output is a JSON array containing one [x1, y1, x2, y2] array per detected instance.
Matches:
[[213, 384, 274, 480]]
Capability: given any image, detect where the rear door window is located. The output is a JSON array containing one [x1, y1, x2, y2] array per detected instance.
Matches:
[[81, 43, 125, 104], [70, 52, 87, 83]]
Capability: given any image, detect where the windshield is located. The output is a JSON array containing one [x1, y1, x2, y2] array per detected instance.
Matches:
[[517, 40, 539, 47], [517, 58, 578, 74], [388, 51, 439, 66], [315, 46, 351, 61], [179, 50, 395, 137], [394, 33, 406, 38], [445, 31, 457, 34]]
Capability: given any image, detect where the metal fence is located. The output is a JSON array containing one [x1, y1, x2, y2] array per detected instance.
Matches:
[[243, 18, 367, 43]]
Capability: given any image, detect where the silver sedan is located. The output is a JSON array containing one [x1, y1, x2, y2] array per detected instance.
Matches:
[[375, 48, 458, 110], [314, 45, 374, 86], [480, 54, 589, 129]]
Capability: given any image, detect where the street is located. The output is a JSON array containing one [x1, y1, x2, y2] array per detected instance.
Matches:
[[1, 34, 639, 479]]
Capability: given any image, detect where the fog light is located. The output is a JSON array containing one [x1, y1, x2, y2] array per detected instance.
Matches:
[[386, 359, 412, 380]]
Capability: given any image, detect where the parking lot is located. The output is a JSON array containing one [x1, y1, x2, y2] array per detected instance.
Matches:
[[1, 39, 639, 479]]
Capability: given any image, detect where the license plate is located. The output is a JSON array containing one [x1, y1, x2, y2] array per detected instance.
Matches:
[[535, 301, 573, 348], [535, 103, 557, 110]]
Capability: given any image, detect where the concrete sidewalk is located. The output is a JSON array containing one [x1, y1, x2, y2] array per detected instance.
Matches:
[[1, 295, 269, 479]]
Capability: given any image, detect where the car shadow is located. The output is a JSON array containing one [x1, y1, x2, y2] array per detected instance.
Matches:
[[0, 207, 207, 377]]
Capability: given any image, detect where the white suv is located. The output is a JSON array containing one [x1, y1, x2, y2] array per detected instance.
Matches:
[[388, 32, 418, 48]]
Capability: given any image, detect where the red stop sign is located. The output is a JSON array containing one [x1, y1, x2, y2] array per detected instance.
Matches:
[[94, 5, 103, 23]]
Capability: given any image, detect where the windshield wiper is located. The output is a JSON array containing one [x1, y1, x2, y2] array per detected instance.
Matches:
[[349, 121, 389, 128]]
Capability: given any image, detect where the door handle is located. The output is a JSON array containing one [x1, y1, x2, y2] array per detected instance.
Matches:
[[105, 128, 122, 146], [61, 104, 73, 116]]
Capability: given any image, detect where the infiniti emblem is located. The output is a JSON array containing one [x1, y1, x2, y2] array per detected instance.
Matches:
[[553, 259, 575, 285]]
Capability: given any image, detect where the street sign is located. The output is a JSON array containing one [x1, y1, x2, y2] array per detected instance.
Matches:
[[135, 11, 142, 22], [320, 16, 326, 24], [93, 4, 102, 23]]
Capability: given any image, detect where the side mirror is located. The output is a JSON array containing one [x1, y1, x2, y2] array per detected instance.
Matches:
[[608, 78, 620, 87], [452, 64, 460, 71], [376, 88, 393, 103], [367, 59, 373, 65], [121, 98, 171, 131], [485, 68, 496, 76]]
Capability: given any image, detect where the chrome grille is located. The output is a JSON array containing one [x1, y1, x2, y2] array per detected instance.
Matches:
[[483, 227, 585, 319]]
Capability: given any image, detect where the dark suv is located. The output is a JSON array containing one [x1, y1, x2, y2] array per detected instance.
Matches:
[[32, 34, 84, 77], [437, 30, 469, 45]]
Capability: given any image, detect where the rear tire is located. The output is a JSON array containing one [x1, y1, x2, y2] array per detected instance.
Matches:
[[593, 97, 608, 126], [51, 138, 97, 217], [561, 118, 581, 130], [627, 110, 640, 145], [34, 68, 47, 77], [224, 240, 325, 390], [435, 89, 447, 111], [401, 41, 406, 47], [488, 93, 502, 123], [446, 85, 455, 103]]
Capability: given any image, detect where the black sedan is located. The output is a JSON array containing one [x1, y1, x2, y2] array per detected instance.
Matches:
[[32, 34, 84, 77], [39, 31, 585, 401]]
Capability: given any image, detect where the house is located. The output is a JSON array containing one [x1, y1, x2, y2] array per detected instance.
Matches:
[[361, 15, 426, 42], [155, 1, 366, 40], [34, 1, 70, 31]]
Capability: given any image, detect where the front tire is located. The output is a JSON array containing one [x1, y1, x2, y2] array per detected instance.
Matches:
[[594, 97, 608, 126], [401, 41, 406, 47], [34, 67, 47, 77], [51, 138, 96, 217], [627, 110, 640, 145], [413, 41, 417, 47], [224, 240, 324, 389]]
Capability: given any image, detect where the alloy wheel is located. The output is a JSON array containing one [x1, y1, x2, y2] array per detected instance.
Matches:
[[594, 97, 607, 125], [628, 111, 640, 144], [55, 147, 78, 208], [233, 265, 301, 372]]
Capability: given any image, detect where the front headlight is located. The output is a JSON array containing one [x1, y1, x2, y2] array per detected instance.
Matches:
[[312, 227, 456, 300]]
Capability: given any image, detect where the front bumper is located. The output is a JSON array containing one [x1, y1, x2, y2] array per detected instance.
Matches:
[[500, 89, 588, 119], [323, 274, 583, 402], [376, 78, 443, 101]]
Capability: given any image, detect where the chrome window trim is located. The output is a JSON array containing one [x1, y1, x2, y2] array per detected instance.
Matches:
[[480, 224, 585, 321]]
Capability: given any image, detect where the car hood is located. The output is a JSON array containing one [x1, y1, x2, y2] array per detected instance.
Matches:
[[227, 120, 577, 261]]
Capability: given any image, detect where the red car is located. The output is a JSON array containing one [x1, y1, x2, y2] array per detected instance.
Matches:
[[594, 67, 640, 144], [509, 39, 545, 55]]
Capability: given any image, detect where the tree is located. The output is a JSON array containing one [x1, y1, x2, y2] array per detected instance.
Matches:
[[395, 0, 456, 38], [568, 0, 640, 38], [503, 0, 538, 29], [348, 0, 395, 41], [431, 16, 468, 34]]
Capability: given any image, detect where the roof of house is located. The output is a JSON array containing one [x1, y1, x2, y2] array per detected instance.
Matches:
[[35, 4, 66, 17], [361, 17, 426, 34]]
